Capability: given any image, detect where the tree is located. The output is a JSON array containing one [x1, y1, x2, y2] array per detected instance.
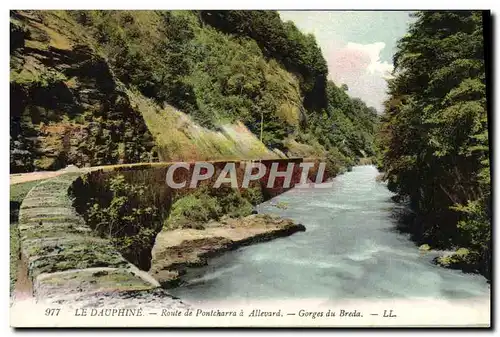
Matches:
[[377, 11, 490, 277]]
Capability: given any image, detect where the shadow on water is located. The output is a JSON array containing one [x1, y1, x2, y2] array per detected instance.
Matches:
[[388, 193, 491, 282], [168, 166, 490, 301], [389, 202, 426, 245]]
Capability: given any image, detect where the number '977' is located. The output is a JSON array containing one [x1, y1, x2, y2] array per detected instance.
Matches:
[[45, 308, 60, 316]]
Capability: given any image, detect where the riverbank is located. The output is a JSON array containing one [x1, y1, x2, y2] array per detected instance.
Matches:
[[11, 165, 489, 309], [149, 214, 305, 287], [169, 166, 490, 303]]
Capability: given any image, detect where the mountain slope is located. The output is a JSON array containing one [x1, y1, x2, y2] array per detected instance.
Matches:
[[10, 10, 377, 174]]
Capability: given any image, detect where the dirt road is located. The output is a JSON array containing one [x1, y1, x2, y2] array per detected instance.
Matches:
[[9, 166, 88, 185]]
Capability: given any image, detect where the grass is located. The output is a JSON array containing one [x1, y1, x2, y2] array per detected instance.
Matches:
[[10, 173, 83, 295], [164, 186, 256, 230], [129, 89, 276, 162], [10, 180, 40, 295]]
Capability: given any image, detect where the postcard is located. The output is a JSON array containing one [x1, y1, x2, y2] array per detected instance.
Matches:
[[9, 9, 491, 328]]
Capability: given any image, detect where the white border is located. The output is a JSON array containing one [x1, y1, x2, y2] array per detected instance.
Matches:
[[2, 2, 499, 336], [0, 1, 498, 10]]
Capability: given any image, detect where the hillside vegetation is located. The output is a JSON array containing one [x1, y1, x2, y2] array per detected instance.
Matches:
[[10, 10, 377, 174], [376, 11, 490, 278]]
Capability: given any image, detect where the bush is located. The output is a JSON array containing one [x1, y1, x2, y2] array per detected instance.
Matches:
[[241, 186, 264, 206], [167, 194, 221, 228], [435, 248, 480, 273], [165, 186, 258, 229], [76, 174, 164, 270]]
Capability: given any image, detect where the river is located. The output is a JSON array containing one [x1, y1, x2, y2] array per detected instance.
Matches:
[[169, 165, 490, 303]]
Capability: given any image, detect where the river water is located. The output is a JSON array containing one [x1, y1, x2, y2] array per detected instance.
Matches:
[[169, 165, 490, 303]]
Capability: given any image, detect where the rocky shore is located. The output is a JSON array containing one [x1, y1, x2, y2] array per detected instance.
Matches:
[[149, 214, 306, 287]]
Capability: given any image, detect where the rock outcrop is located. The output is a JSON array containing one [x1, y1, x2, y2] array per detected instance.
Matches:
[[150, 214, 306, 287], [10, 11, 158, 173], [9, 11, 290, 173], [434, 248, 479, 273]]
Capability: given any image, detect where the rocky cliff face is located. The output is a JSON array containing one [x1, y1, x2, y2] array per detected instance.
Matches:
[[9, 11, 293, 173], [10, 11, 160, 172], [11, 10, 377, 175]]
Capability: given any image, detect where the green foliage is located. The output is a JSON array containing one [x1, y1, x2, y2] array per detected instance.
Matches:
[[77, 10, 199, 113], [79, 174, 164, 269], [436, 247, 480, 273], [452, 199, 491, 275], [10, 180, 40, 294], [168, 194, 221, 227], [10, 10, 377, 177], [166, 186, 258, 229], [376, 11, 490, 277], [199, 10, 328, 111], [241, 186, 264, 206], [68, 10, 305, 150], [326, 147, 355, 173], [186, 25, 302, 143], [10, 134, 35, 173], [297, 80, 378, 171], [9, 11, 159, 173], [10, 221, 19, 295], [10, 180, 40, 222], [11, 69, 67, 88]]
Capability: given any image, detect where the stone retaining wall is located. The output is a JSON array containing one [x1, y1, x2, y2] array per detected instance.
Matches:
[[18, 173, 166, 303]]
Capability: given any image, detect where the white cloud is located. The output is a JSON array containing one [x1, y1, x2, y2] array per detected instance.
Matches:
[[345, 42, 393, 78], [325, 41, 394, 112]]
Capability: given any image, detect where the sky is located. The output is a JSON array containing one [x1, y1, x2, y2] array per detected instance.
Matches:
[[279, 11, 413, 112]]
